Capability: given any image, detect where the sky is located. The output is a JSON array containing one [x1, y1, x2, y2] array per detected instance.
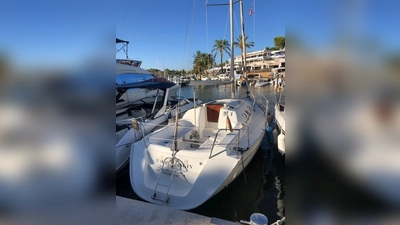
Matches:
[[0, 0, 115, 70], [2, 0, 397, 71], [116, 0, 285, 70], [285, 0, 400, 55]]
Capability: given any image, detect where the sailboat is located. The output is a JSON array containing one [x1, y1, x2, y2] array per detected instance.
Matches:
[[129, 0, 269, 209]]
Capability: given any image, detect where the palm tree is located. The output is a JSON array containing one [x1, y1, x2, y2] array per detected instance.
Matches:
[[234, 35, 254, 70], [193, 51, 215, 79], [211, 39, 231, 74]]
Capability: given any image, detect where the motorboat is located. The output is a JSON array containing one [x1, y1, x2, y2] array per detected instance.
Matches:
[[116, 81, 202, 172], [273, 74, 285, 155], [254, 78, 273, 87], [171, 75, 190, 86], [116, 38, 170, 114], [130, 97, 268, 210], [275, 101, 285, 155], [116, 62, 171, 115]]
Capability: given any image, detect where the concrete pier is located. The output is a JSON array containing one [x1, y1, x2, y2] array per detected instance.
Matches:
[[116, 196, 239, 225]]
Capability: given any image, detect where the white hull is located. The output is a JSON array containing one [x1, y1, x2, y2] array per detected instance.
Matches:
[[116, 114, 168, 172], [130, 98, 268, 209], [275, 102, 285, 155]]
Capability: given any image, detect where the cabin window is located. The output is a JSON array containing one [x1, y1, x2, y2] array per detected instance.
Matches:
[[116, 73, 156, 85]]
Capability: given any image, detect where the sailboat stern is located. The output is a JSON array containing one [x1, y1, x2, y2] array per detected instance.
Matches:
[[131, 139, 232, 209]]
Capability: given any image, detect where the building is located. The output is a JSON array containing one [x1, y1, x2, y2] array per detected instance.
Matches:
[[207, 48, 285, 77]]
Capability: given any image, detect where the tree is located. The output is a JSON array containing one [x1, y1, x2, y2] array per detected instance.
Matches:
[[211, 39, 231, 74], [274, 36, 285, 49], [234, 35, 254, 50], [193, 51, 215, 79], [234, 35, 254, 70], [148, 68, 161, 76]]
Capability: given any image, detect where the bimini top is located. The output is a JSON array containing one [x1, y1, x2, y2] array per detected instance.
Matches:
[[116, 81, 176, 102], [116, 38, 129, 44]]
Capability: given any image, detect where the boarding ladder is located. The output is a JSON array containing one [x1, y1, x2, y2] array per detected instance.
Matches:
[[152, 157, 185, 203]]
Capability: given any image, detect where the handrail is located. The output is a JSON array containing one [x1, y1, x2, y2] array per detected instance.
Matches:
[[251, 90, 269, 114], [209, 128, 242, 159]]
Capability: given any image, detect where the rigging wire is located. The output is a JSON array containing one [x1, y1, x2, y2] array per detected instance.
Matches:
[[223, 7, 230, 40], [182, 1, 192, 70], [253, 0, 256, 44], [205, 0, 209, 53], [187, 0, 197, 71], [233, 11, 240, 39]]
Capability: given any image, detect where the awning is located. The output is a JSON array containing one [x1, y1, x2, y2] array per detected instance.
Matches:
[[116, 38, 129, 44]]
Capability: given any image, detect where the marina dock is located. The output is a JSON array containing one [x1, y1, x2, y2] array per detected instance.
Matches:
[[116, 196, 239, 225], [189, 80, 232, 86]]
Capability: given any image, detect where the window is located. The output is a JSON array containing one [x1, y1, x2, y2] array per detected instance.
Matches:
[[116, 73, 156, 85]]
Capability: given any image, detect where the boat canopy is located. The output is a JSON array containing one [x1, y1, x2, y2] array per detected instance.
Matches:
[[116, 38, 129, 44], [116, 81, 176, 102], [117, 81, 175, 90]]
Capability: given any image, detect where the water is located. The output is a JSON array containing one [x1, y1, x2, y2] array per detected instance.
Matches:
[[116, 83, 285, 223]]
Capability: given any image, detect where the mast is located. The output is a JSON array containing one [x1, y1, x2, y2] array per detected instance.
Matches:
[[229, 0, 235, 98], [205, 0, 237, 98], [239, 0, 247, 79]]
